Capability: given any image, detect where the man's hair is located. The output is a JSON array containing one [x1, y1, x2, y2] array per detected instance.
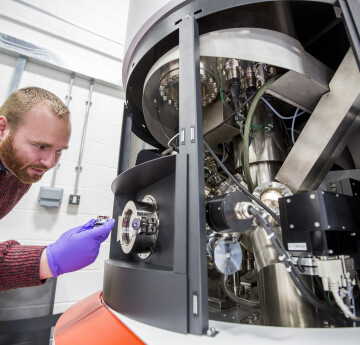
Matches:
[[0, 87, 70, 130]]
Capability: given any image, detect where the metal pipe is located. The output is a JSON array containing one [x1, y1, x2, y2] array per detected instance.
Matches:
[[251, 226, 317, 327], [74, 79, 94, 195], [51, 73, 75, 188], [8, 55, 27, 96]]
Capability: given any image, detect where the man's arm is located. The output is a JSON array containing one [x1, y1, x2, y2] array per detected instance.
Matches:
[[0, 240, 47, 291]]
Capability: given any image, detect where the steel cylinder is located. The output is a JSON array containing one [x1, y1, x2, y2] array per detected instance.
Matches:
[[251, 226, 318, 327]]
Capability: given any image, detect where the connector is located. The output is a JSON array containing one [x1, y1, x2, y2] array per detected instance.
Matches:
[[317, 258, 347, 291], [234, 201, 253, 220]]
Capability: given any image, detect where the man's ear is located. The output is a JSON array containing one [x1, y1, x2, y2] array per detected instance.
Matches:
[[0, 116, 9, 141]]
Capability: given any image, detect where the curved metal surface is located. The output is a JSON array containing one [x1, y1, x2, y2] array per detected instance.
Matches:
[[123, 0, 336, 87], [258, 264, 318, 327], [118, 196, 159, 258], [111, 154, 176, 195], [142, 27, 332, 147], [214, 239, 242, 275], [251, 226, 317, 327]]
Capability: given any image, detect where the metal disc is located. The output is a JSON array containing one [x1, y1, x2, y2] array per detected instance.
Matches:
[[214, 240, 242, 275]]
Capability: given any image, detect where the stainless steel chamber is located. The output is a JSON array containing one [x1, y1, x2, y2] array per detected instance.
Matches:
[[103, 0, 360, 337]]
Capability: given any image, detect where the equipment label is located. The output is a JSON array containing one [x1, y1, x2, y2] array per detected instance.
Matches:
[[288, 243, 307, 251]]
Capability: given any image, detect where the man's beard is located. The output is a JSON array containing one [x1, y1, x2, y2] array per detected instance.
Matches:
[[0, 132, 48, 184]]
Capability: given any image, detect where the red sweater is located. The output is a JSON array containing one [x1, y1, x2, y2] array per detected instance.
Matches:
[[0, 170, 46, 290]]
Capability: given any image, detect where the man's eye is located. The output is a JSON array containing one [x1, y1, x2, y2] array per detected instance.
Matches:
[[36, 145, 46, 150]]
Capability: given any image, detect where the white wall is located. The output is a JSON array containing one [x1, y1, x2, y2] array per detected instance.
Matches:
[[0, 0, 129, 314]]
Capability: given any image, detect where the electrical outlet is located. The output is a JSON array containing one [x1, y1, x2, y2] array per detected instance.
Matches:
[[69, 194, 81, 205]]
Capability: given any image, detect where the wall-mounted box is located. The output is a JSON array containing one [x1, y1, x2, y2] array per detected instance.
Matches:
[[38, 187, 64, 208]]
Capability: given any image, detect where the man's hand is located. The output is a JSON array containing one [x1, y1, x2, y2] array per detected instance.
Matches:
[[43, 219, 115, 278]]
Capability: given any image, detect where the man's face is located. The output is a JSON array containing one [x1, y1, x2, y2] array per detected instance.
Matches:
[[0, 102, 71, 184]]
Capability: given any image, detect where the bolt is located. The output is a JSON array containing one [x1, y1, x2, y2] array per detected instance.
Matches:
[[290, 224, 295, 229], [314, 222, 320, 227], [207, 327, 217, 337], [310, 194, 316, 199]]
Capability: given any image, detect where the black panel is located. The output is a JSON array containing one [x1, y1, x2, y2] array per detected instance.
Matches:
[[326, 178, 360, 197], [109, 155, 176, 267], [279, 190, 360, 256], [104, 154, 190, 333], [103, 260, 187, 333]]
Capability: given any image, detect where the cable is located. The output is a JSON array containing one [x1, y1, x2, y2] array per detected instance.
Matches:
[[287, 128, 300, 134], [296, 252, 307, 273], [261, 97, 306, 122], [203, 139, 281, 225], [168, 133, 179, 148], [203, 92, 256, 137], [216, 58, 235, 114], [261, 97, 296, 120], [243, 76, 280, 193], [221, 274, 260, 308], [330, 286, 360, 322], [248, 206, 348, 319], [261, 96, 307, 146], [155, 106, 179, 149], [290, 108, 307, 145], [351, 287, 357, 327]]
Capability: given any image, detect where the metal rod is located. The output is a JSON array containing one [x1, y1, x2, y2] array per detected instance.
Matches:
[[74, 79, 94, 195], [50, 163, 59, 188], [8, 55, 27, 96], [50, 73, 75, 188]]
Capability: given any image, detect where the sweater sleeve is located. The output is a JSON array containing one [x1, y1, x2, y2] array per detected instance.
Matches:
[[0, 240, 47, 291]]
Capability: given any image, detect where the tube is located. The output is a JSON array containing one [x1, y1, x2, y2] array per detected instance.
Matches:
[[221, 274, 260, 308], [243, 76, 280, 193]]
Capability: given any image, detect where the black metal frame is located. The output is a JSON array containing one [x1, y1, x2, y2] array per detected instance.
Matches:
[[109, 0, 360, 336], [178, 15, 208, 334]]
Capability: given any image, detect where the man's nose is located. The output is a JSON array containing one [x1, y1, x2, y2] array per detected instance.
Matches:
[[40, 151, 57, 169]]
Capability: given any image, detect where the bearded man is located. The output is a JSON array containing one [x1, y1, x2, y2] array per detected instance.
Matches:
[[0, 87, 115, 290]]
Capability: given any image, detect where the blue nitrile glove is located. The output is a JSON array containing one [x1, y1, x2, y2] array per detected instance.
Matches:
[[46, 218, 115, 277]]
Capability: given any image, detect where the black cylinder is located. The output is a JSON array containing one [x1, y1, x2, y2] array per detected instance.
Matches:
[[206, 191, 253, 232]]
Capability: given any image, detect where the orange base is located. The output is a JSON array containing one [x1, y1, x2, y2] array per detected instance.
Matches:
[[54, 291, 145, 345]]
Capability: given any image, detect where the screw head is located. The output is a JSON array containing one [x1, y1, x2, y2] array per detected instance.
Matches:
[[131, 218, 141, 231]]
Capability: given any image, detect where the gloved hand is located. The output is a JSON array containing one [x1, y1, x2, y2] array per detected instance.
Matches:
[[46, 218, 115, 277]]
